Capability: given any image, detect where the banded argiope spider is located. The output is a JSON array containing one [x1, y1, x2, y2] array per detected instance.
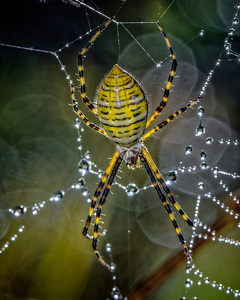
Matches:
[[70, 17, 201, 271]]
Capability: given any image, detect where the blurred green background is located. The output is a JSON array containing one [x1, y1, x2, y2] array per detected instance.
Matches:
[[0, 0, 239, 299]]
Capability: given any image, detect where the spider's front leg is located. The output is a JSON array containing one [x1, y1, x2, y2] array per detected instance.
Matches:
[[77, 17, 113, 116]]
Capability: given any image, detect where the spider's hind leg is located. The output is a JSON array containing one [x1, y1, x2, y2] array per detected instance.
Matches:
[[140, 146, 192, 261], [91, 154, 122, 271], [82, 150, 120, 239]]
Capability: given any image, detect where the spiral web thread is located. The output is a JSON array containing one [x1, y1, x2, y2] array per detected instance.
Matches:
[[0, 1, 240, 299]]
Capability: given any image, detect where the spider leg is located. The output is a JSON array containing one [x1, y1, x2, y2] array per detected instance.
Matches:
[[78, 18, 113, 116], [140, 146, 192, 261], [141, 146, 193, 226], [71, 83, 108, 136], [82, 150, 120, 239], [142, 96, 201, 140], [146, 22, 177, 128], [92, 155, 123, 271]]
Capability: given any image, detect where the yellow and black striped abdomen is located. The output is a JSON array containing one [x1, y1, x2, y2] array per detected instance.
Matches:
[[97, 64, 148, 148]]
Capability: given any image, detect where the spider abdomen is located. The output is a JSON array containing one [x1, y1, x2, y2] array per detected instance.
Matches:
[[97, 64, 148, 148]]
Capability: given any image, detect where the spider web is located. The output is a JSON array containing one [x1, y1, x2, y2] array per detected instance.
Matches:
[[0, 1, 239, 299]]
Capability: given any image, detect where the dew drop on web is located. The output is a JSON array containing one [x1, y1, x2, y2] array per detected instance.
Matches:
[[185, 145, 193, 155], [163, 170, 178, 185], [195, 123, 205, 136], [9, 205, 27, 217], [197, 106, 204, 117], [125, 183, 139, 197], [200, 150, 207, 160], [50, 190, 65, 202], [111, 286, 123, 299], [78, 159, 91, 176], [206, 137, 213, 144]]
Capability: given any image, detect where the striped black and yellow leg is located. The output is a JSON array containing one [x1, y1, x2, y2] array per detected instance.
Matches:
[[141, 146, 193, 226], [82, 150, 120, 239], [70, 83, 107, 136], [77, 18, 114, 116], [142, 97, 201, 141], [92, 155, 123, 271], [146, 22, 177, 128], [140, 147, 191, 261]]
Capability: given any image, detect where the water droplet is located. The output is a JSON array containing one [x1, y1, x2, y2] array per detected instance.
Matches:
[[74, 118, 81, 129], [111, 286, 123, 299], [126, 184, 139, 197], [191, 297, 198, 300], [228, 28, 235, 36], [11, 234, 17, 241], [98, 170, 105, 179], [185, 278, 193, 288], [185, 265, 192, 274], [18, 225, 25, 233], [163, 170, 178, 185], [198, 182, 205, 190], [78, 159, 91, 176], [106, 243, 112, 253], [204, 277, 210, 284], [9, 205, 27, 217], [233, 139, 239, 145], [200, 150, 207, 160], [224, 42, 231, 50], [180, 298, 186, 300], [50, 190, 65, 202], [77, 136, 82, 143], [110, 263, 116, 273], [185, 145, 193, 155], [219, 138, 224, 144], [201, 162, 208, 169], [199, 29, 204, 36], [78, 178, 86, 188], [85, 151, 92, 160], [237, 3, 240, 9], [82, 187, 89, 197], [196, 124, 205, 136], [233, 17, 239, 24], [206, 137, 213, 144], [197, 106, 204, 117], [32, 205, 40, 215], [213, 166, 219, 177], [226, 287, 232, 294], [234, 290, 240, 297]]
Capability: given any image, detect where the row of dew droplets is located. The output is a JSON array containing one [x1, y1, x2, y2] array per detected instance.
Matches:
[[179, 3, 240, 299], [105, 242, 128, 300], [182, 262, 240, 298]]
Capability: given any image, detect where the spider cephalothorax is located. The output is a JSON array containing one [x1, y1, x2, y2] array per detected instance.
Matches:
[[116, 142, 142, 166], [70, 17, 200, 271]]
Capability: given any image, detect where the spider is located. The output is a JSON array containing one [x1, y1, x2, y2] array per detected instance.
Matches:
[[70, 17, 201, 271]]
